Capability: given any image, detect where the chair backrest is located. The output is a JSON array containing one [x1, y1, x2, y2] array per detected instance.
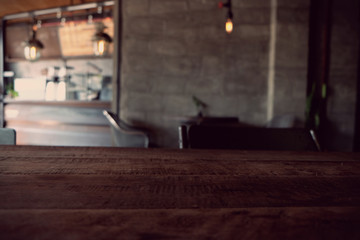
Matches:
[[103, 110, 149, 148], [181, 125, 320, 151], [0, 128, 16, 145]]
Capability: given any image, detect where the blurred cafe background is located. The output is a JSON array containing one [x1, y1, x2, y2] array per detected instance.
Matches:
[[1, 0, 114, 146], [0, 0, 360, 151]]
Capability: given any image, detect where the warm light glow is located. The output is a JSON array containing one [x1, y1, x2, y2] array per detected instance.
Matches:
[[93, 40, 108, 56], [24, 45, 40, 61], [24, 47, 30, 59], [98, 40, 105, 55], [225, 18, 233, 34], [30, 46, 37, 59]]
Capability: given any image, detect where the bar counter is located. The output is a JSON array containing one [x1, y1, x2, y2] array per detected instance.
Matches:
[[0, 146, 359, 239]]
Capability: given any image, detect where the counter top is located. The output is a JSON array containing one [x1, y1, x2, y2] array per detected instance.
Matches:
[[0, 146, 360, 239], [4, 100, 111, 109]]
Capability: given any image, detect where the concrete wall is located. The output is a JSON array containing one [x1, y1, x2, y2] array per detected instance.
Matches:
[[326, 0, 359, 151], [120, 0, 310, 148], [273, 0, 309, 119]]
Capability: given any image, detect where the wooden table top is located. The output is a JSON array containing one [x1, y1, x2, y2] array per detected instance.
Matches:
[[1, 145, 360, 239]]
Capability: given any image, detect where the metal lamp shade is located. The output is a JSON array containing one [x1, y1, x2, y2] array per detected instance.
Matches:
[[92, 31, 112, 56], [23, 32, 44, 61]]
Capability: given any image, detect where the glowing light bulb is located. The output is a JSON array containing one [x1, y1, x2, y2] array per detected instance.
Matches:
[[225, 18, 233, 34], [24, 45, 41, 61], [23, 27, 43, 61], [92, 22, 112, 56], [30, 46, 37, 59], [98, 40, 105, 55], [93, 39, 108, 56]]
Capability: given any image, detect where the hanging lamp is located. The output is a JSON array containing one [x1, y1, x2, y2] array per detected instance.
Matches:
[[218, 0, 234, 34], [92, 22, 112, 56], [23, 25, 44, 61]]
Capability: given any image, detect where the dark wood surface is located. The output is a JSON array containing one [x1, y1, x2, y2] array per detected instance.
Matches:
[[0, 146, 360, 239]]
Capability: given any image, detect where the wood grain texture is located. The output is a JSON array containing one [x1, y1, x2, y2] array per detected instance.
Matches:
[[0, 146, 360, 239], [1, 207, 360, 240], [1, 145, 360, 161]]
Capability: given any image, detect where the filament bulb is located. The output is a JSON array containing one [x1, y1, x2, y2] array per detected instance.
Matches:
[[225, 18, 233, 34]]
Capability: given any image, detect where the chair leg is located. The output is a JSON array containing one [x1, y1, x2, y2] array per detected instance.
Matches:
[[178, 125, 189, 149], [310, 129, 322, 151]]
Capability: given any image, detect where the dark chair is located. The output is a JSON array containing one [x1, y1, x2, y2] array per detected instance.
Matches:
[[0, 128, 16, 145], [179, 125, 321, 151], [181, 116, 240, 126], [103, 110, 149, 148]]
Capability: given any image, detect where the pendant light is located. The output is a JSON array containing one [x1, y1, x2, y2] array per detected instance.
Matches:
[[225, 12, 233, 34], [92, 22, 112, 56], [218, 0, 234, 34], [23, 24, 44, 61]]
